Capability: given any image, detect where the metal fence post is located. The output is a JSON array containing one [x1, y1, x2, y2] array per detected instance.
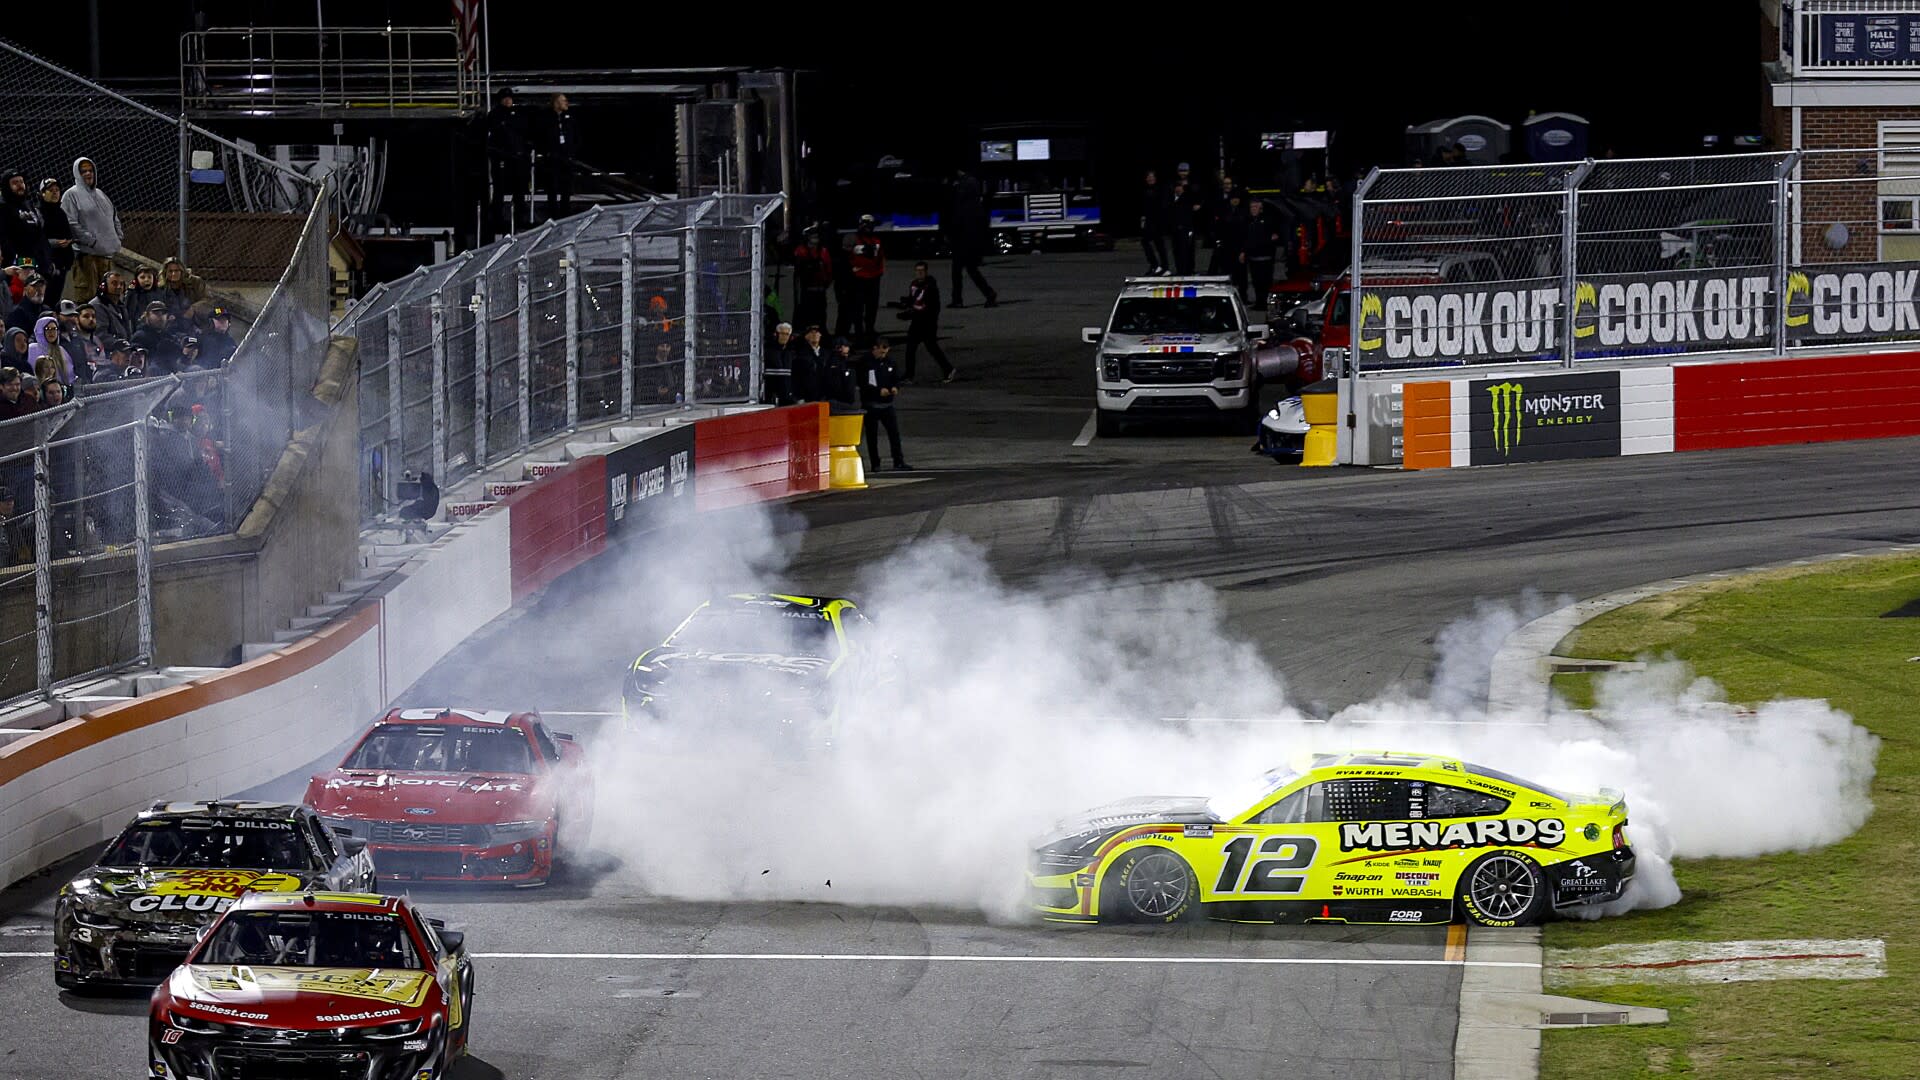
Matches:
[[132, 422, 153, 666], [1346, 168, 1379, 454], [472, 280, 490, 466], [516, 257, 532, 448], [620, 234, 635, 418], [683, 225, 700, 405], [385, 315, 402, 510], [32, 444, 49, 693], [176, 115, 190, 262], [564, 240, 581, 429], [749, 221, 765, 404], [429, 291, 449, 482], [1774, 150, 1803, 355], [1562, 159, 1596, 367]]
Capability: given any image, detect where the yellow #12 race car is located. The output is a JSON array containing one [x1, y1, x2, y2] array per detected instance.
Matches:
[[1028, 751, 1635, 927]]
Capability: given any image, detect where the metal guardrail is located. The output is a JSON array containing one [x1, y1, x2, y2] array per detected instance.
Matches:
[[181, 26, 479, 117], [1348, 148, 1920, 371], [340, 194, 782, 520]]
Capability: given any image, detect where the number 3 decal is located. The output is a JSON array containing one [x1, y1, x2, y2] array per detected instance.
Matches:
[[1215, 835, 1319, 894]]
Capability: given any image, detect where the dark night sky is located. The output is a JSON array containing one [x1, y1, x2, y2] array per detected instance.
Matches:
[[9, 2, 1765, 214]]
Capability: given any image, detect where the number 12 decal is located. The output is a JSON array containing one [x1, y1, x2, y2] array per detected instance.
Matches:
[[1214, 835, 1319, 893]]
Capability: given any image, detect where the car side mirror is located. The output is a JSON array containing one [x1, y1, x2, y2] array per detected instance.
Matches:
[[1081, 327, 1103, 345], [341, 835, 369, 857], [440, 930, 466, 956]]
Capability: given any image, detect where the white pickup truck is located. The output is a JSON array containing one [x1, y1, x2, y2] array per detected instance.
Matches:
[[1082, 276, 1292, 436]]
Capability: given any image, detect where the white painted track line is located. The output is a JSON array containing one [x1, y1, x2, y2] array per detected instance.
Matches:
[[1072, 412, 1098, 446], [474, 951, 1537, 969]]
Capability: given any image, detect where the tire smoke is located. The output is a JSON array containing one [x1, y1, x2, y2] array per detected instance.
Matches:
[[571, 510, 1878, 922]]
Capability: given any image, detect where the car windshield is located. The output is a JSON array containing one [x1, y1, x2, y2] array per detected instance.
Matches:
[[100, 818, 316, 871], [1466, 762, 1569, 802], [197, 910, 421, 969], [1206, 764, 1303, 821], [1110, 297, 1240, 336], [669, 608, 837, 657], [342, 724, 534, 774]]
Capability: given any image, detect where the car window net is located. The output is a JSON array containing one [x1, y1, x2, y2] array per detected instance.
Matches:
[[102, 819, 314, 870], [199, 911, 421, 969]]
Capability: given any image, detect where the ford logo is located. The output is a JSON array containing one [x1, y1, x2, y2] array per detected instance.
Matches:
[[404, 807, 436, 816]]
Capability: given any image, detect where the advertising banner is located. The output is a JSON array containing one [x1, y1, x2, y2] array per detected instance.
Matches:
[[1469, 370, 1622, 465], [1354, 279, 1564, 367], [1570, 268, 1774, 359], [1815, 12, 1920, 65], [604, 427, 695, 538], [1785, 261, 1920, 345]]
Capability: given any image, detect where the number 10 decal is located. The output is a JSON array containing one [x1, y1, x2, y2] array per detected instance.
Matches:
[[1214, 835, 1319, 894]]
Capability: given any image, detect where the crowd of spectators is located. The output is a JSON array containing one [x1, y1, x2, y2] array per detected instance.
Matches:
[[1137, 164, 1348, 307]]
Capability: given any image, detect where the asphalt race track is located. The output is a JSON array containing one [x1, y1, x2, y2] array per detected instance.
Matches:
[[3, 254, 1917, 1080]]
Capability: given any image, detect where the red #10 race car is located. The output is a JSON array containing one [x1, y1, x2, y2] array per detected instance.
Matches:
[[303, 708, 593, 886]]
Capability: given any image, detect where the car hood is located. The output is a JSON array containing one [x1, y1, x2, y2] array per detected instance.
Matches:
[[67, 867, 316, 924], [1100, 331, 1245, 354], [631, 648, 834, 692], [1035, 796, 1219, 848], [309, 770, 544, 823], [165, 965, 438, 1028]]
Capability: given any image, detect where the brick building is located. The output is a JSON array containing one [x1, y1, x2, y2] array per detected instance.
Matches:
[[1764, 0, 1920, 263]]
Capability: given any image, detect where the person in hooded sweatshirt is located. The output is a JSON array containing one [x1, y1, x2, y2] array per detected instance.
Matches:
[[1, 328, 30, 374], [25, 315, 63, 384], [1, 171, 49, 275], [61, 157, 122, 307]]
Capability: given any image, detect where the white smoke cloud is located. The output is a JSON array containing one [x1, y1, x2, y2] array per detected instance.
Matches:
[[561, 504, 1879, 923]]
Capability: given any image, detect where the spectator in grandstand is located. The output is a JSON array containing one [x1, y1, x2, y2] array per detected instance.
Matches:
[[0, 485, 32, 565], [792, 324, 825, 403], [945, 171, 998, 308], [90, 272, 130, 342], [486, 88, 531, 238], [846, 215, 885, 338], [62, 158, 121, 307], [536, 93, 576, 222], [792, 227, 834, 332], [2, 330, 30, 376], [18, 374, 38, 410], [126, 266, 162, 318], [26, 314, 60, 377], [34, 355, 61, 393], [68, 301, 103, 380], [1241, 198, 1284, 307], [132, 302, 181, 373], [763, 322, 795, 405], [0, 366, 24, 420], [176, 336, 205, 371], [189, 405, 222, 489], [1139, 169, 1170, 276], [96, 338, 139, 381], [197, 306, 238, 364], [6, 274, 48, 336], [1, 171, 49, 275], [39, 375, 63, 408], [901, 261, 955, 385], [38, 179, 72, 306], [160, 258, 207, 320]]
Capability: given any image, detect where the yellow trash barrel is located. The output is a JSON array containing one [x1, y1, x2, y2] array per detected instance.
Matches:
[[828, 412, 867, 489], [1300, 381, 1339, 467]]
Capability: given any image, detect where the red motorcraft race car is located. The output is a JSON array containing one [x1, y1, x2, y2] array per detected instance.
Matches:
[[304, 708, 593, 885], [149, 891, 473, 1080]]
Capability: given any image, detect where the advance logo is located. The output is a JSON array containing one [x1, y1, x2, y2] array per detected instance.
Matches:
[[1471, 371, 1621, 465]]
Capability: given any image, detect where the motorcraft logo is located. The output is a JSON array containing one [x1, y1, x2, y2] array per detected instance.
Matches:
[[1339, 818, 1566, 852]]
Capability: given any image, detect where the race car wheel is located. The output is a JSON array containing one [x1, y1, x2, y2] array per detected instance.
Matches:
[[1106, 848, 1197, 923], [1458, 852, 1547, 927]]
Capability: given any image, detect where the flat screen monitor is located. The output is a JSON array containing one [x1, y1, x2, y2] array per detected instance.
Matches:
[[980, 140, 1015, 162], [1292, 130, 1329, 149], [1260, 132, 1291, 150], [1016, 138, 1051, 161]]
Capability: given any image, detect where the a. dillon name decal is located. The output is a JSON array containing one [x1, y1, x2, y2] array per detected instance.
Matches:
[[1339, 818, 1566, 852]]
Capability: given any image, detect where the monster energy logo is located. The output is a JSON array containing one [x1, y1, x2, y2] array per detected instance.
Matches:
[[1487, 382, 1524, 455]]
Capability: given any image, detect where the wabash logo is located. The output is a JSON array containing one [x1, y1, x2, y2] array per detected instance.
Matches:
[[1339, 818, 1566, 852]]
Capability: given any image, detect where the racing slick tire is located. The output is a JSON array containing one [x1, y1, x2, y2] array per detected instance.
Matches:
[[1096, 410, 1125, 438], [1458, 851, 1548, 928], [1103, 848, 1198, 923]]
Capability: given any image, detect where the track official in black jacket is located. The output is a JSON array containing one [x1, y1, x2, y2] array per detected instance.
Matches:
[[820, 336, 861, 412], [860, 338, 909, 471], [1139, 170, 1170, 275], [792, 325, 826, 402], [537, 94, 576, 221], [1170, 179, 1200, 276], [1241, 198, 1284, 307], [902, 262, 955, 383], [486, 88, 531, 237]]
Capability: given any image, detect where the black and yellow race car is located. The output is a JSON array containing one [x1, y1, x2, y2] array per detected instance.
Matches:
[[621, 594, 877, 747], [1028, 751, 1634, 927]]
